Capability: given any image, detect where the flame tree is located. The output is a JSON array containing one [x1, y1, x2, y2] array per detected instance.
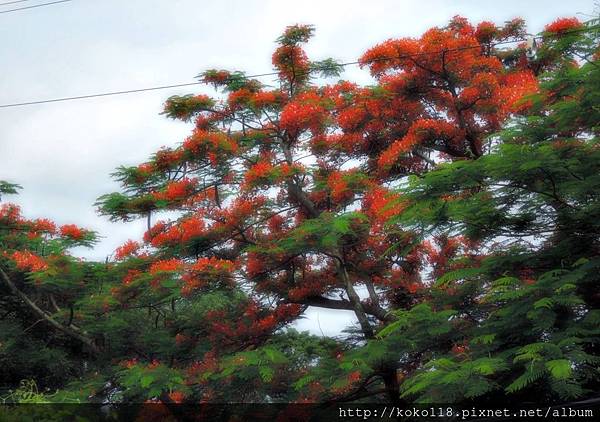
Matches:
[[3, 16, 594, 408], [0, 184, 99, 390], [95, 17, 544, 402]]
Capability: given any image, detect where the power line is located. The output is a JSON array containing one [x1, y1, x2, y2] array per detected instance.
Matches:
[[0, 0, 33, 6], [0, 0, 71, 14], [0, 26, 597, 109], [0, 82, 205, 108], [0, 40, 526, 109]]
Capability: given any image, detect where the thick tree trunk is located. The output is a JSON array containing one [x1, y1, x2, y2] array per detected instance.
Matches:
[[381, 369, 401, 404]]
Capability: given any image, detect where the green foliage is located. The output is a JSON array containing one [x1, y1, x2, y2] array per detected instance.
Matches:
[[401, 357, 508, 402], [162, 94, 216, 121], [381, 31, 600, 403], [0, 181, 21, 200], [256, 211, 369, 254], [310, 58, 344, 78], [96, 191, 157, 221], [276, 24, 315, 45], [0, 321, 77, 389], [118, 362, 189, 400]]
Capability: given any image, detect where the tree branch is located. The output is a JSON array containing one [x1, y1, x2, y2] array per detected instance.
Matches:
[[291, 295, 392, 322], [0, 266, 100, 355]]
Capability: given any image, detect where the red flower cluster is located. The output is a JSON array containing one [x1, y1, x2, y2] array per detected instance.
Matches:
[[459, 72, 500, 108], [423, 236, 464, 279], [152, 178, 198, 202], [337, 106, 367, 131], [267, 214, 285, 233], [149, 259, 183, 274], [544, 17, 582, 35], [168, 391, 186, 403], [0, 203, 22, 223], [213, 196, 267, 230], [362, 186, 403, 225], [121, 358, 138, 369], [357, 17, 537, 169], [288, 277, 328, 301], [114, 240, 140, 260], [122, 269, 142, 285], [145, 217, 204, 248], [499, 71, 539, 115], [202, 69, 231, 85], [228, 88, 253, 108], [310, 133, 364, 156], [133, 163, 155, 183], [326, 171, 353, 203], [179, 215, 207, 243], [279, 91, 326, 135], [474, 21, 498, 44], [60, 224, 86, 240], [11, 250, 48, 272], [186, 351, 219, 384], [30, 218, 57, 234], [250, 304, 301, 334], [190, 257, 235, 274], [143, 221, 167, 243], [347, 371, 361, 383], [250, 90, 282, 108], [379, 119, 462, 168], [137, 163, 154, 174], [272, 44, 310, 84], [359, 38, 420, 76], [203, 302, 301, 348], [451, 343, 469, 355], [381, 269, 423, 294], [278, 163, 303, 179], [182, 257, 235, 295], [154, 148, 184, 171], [183, 129, 238, 165], [242, 160, 274, 190], [245, 253, 265, 278]]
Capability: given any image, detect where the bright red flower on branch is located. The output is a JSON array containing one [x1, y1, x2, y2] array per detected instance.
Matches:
[[544, 17, 582, 35], [149, 259, 183, 274], [243, 160, 275, 190], [280, 91, 326, 135], [152, 178, 198, 202], [499, 71, 539, 115], [122, 269, 142, 285], [0, 203, 22, 224], [114, 240, 141, 260], [60, 224, 85, 240], [10, 250, 48, 272], [30, 218, 56, 234]]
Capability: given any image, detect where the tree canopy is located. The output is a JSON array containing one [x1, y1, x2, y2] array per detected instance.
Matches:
[[1, 15, 599, 413]]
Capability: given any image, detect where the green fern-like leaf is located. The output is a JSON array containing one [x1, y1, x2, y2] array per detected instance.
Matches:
[[545, 359, 572, 380]]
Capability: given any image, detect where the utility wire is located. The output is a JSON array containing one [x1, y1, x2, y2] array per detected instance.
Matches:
[[0, 82, 206, 108], [0, 39, 528, 109], [0, 25, 597, 109], [0, 0, 71, 14], [0, 0, 33, 6]]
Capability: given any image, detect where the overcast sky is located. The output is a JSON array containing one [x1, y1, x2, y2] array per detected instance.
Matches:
[[0, 0, 594, 336]]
